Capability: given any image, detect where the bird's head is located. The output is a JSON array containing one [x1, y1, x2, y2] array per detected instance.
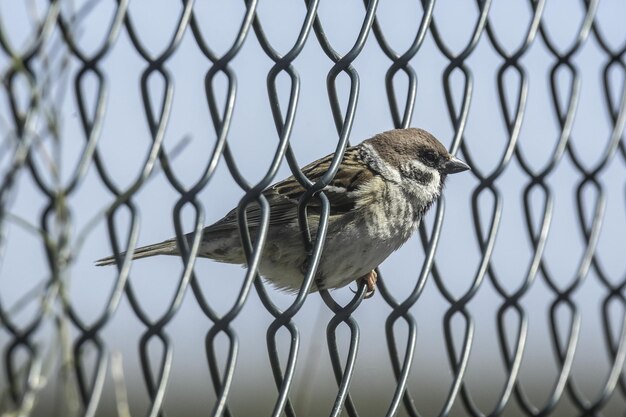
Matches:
[[361, 128, 470, 208]]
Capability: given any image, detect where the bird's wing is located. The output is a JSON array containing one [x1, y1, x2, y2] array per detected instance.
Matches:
[[205, 146, 376, 233]]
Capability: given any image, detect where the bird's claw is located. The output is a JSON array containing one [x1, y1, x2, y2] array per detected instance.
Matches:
[[349, 285, 375, 298], [358, 270, 378, 299]]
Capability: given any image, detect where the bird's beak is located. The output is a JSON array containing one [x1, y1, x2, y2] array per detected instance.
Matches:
[[442, 156, 470, 174]]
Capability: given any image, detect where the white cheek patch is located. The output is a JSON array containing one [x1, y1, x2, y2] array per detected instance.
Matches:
[[400, 160, 441, 203], [419, 170, 441, 202], [401, 159, 428, 174], [360, 143, 402, 183]]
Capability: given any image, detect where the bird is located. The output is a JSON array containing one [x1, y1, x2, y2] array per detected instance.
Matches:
[[96, 128, 469, 298]]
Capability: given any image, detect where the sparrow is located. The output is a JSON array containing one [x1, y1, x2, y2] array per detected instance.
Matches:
[[96, 128, 469, 297]]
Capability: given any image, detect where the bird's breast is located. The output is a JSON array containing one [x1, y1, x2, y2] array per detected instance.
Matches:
[[358, 180, 420, 243]]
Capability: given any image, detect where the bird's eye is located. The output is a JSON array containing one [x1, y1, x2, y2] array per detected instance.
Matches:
[[423, 151, 437, 165]]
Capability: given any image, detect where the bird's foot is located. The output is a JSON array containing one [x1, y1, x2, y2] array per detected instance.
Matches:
[[359, 270, 378, 299]]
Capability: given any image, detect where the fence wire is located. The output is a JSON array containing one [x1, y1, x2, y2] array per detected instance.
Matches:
[[1, 1, 626, 417]]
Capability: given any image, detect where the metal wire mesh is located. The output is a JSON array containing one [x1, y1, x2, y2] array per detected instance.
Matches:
[[1, 1, 625, 416]]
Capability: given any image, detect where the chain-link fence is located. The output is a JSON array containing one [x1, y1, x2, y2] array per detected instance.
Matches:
[[1, 1, 626, 416]]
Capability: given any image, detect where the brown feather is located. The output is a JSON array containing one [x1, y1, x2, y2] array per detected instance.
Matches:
[[204, 146, 376, 233]]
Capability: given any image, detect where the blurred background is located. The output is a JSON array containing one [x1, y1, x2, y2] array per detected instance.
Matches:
[[1, 1, 625, 416]]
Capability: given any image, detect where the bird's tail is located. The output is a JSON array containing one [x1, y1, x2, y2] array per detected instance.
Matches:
[[95, 239, 177, 266]]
